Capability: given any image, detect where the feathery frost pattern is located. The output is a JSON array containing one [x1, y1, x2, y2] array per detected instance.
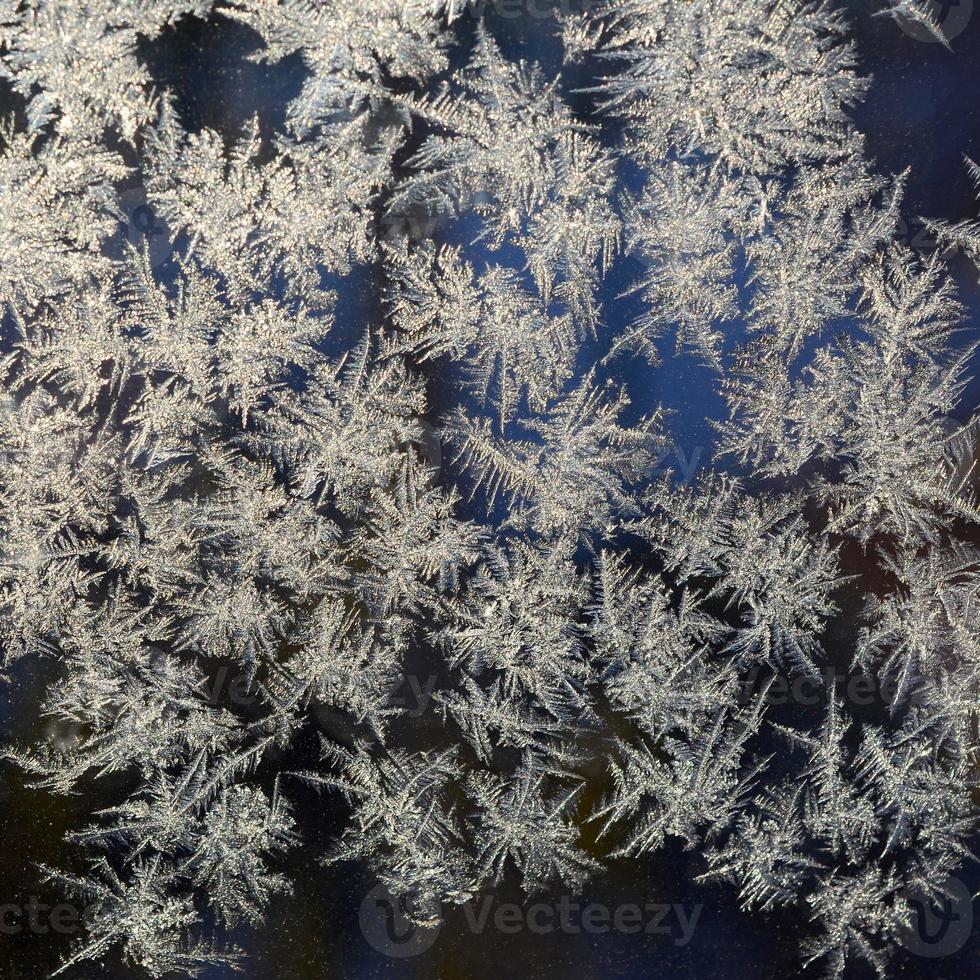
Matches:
[[0, 1, 977, 978]]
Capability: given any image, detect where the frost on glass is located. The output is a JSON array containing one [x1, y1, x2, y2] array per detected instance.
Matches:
[[0, 2, 977, 978]]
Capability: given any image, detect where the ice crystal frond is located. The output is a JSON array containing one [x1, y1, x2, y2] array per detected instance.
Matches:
[[518, 130, 621, 328], [392, 25, 583, 228], [594, 0, 866, 173], [856, 543, 980, 706], [610, 161, 742, 367], [588, 549, 734, 736], [435, 538, 591, 724], [8, 1, 219, 139], [743, 163, 904, 362], [792, 706, 975, 977], [773, 694, 878, 862], [348, 456, 486, 614], [632, 481, 844, 675], [875, 0, 952, 48], [717, 692, 976, 979], [802, 866, 904, 980], [719, 237, 979, 525], [927, 157, 980, 271], [387, 24, 621, 329], [598, 697, 769, 855], [182, 783, 296, 926], [444, 372, 665, 541], [221, 0, 451, 131], [467, 754, 599, 894], [853, 717, 975, 865], [388, 242, 579, 421], [700, 785, 823, 912], [2, 1, 162, 142], [858, 245, 965, 361], [300, 742, 475, 913], [45, 855, 242, 977], [147, 116, 395, 287], [710, 497, 844, 677], [0, 126, 126, 310], [435, 675, 567, 763], [817, 336, 980, 546]]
